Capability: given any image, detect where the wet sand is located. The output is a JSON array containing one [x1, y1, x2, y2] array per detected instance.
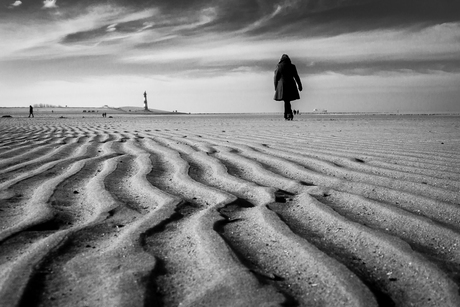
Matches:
[[1, 113, 460, 307]]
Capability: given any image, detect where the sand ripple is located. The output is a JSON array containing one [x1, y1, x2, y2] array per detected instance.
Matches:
[[1, 114, 460, 307]]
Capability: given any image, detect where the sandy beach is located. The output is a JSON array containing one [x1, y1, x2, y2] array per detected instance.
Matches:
[[1, 113, 460, 307]]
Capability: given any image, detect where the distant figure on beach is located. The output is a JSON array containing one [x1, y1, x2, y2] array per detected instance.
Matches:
[[28, 105, 34, 118], [274, 54, 302, 121]]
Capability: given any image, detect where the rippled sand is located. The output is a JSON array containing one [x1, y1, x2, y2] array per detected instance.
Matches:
[[1, 114, 460, 307]]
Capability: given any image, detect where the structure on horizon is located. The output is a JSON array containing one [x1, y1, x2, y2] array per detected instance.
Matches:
[[313, 108, 327, 113], [143, 91, 149, 111]]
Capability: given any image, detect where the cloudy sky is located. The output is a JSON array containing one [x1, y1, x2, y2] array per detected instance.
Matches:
[[1, 0, 459, 113]]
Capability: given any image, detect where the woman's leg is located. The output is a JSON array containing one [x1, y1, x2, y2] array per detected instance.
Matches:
[[284, 100, 293, 120], [284, 100, 292, 119]]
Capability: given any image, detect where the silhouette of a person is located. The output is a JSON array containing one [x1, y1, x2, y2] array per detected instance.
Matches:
[[274, 54, 302, 121], [29, 105, 34, 118]]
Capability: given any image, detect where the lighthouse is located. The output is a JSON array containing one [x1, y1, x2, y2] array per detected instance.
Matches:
[[143, 91, 148, 111]]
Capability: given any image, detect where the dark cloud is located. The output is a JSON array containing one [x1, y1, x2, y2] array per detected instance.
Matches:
[[9, 0, 458, 47], [3, 0, 459, 80], [61, 18, 157, 45], [301, 59, 460, 76], [307, 0, 460, 27], [237, 0, 460, 37], [112, 0, 460, 39], [58, 0, 215, 45], [62, 28, 108, 45], [3, 0, 459, 25]]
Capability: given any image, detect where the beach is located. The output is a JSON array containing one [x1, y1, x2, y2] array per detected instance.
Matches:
[[1, 113, 460, 307]]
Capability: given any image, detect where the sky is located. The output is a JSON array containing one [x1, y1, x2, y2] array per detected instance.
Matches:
[[1, 0, 459, 113]]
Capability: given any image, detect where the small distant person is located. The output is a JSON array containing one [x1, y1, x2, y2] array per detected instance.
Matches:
[[29, 105, 34, 118], [274, 54, 302, 121]]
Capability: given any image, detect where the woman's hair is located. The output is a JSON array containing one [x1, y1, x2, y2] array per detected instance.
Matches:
[[279, 54, 291, 64]]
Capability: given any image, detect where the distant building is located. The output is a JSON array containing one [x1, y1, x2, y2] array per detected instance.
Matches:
[[313, 108, 327, 113], [144, 91, 149, 111]]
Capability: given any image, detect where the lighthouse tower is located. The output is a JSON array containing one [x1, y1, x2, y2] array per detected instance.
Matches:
[[143, 91, 149, 111]]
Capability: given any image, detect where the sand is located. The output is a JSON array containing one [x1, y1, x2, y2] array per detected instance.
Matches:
[[0, 113, 460, 307]]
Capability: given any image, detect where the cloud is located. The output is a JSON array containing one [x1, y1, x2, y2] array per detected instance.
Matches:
[[227, 0, 460, 38], [8, 1, 22, 8], [235, 4, 283, 34], [120, 21, 460, 77], [43, 0, 57, 9], [106, 24, 117, 32], [3, 0, 459, 79], [138, 22, 154, 32], [58, 7, 158, 45]]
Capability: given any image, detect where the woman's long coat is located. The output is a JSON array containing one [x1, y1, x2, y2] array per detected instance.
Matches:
[[274, 57, 302, 101]]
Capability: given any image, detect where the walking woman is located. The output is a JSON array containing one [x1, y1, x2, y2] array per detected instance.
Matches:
[[28, 105, 34, 118], [274, 54, 302, 120]]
